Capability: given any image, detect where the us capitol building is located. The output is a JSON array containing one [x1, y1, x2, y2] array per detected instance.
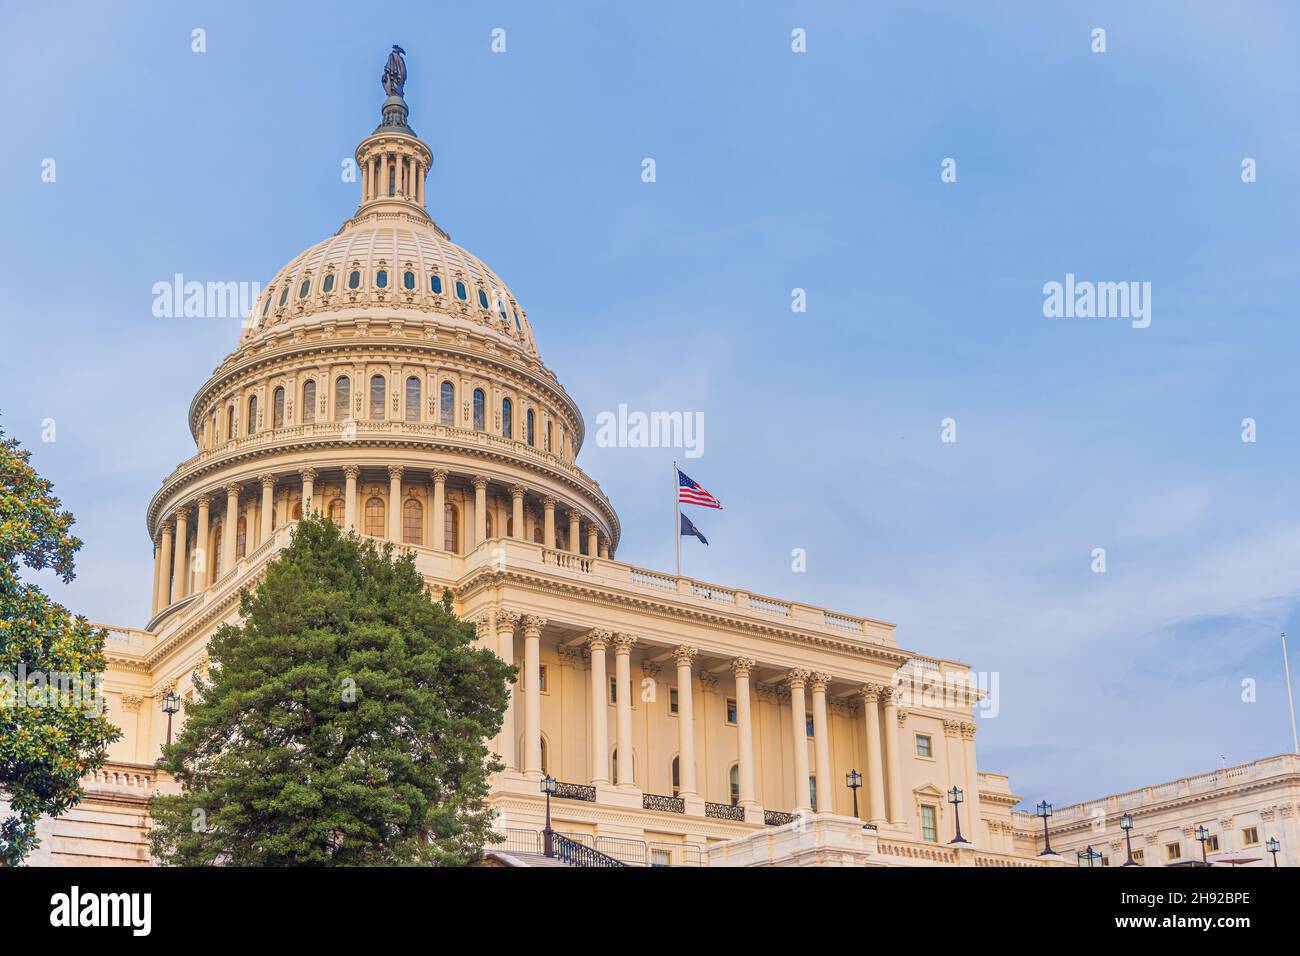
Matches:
[[30, 52, 1066, 868]]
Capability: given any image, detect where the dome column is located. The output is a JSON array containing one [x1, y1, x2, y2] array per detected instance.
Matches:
[[472, 475, 488, 545], [586, 525, 598, 557], [387, 467, 403, 542], [259, 475, 275, 544], [171, 507, 190, 601], [430, 469, 447, 550], [150, 533, 163, 616], [155, 525, 173, 611], [193, 494, 212, 592], [344, 466, 360, 531], [599, 538, 610, 560], [542, 496, 557, 549], [567, 510, 581, 554], [299, 467, 317, 514], [510, 485, 526, 540], [222, 484, 240, 574]]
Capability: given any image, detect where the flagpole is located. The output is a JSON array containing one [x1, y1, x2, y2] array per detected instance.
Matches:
[[673, 459, 681, 579], [1283, 632, 1299, 755]]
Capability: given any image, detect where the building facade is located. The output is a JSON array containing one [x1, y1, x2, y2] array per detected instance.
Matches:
[[29, 57, 1054, 868], [1016, 754, 1300, 868]]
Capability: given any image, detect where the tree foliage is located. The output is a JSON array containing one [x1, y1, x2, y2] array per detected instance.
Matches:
[[149, 512, 512, 865], [0, 421, 120, 866]]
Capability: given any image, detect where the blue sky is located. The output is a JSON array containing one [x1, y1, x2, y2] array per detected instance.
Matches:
[[3, 1, 1300, 806]]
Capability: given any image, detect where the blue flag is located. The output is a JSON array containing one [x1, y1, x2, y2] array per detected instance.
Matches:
[[680, 512, 708, 545]]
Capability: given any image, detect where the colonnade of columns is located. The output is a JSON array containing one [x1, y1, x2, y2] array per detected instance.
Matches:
[[361, 146, 426, 206], [149, 464, 612, 617], [491, 612, 920, 824]]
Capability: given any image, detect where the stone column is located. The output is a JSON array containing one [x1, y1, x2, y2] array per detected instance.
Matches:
[[732, 657, 757, 808], [344, 465, 360, 531], [430, 469, 447, 549], [788, 669, 812, 812], [586, 526, 598, 557], [150, 533, 163, 615], [810, 672, 833, 814], [567, 510, 581, 554], [193, 494, 211, 592], [598, 539, 610, 559], [222, 483, 239, 573], [542, 496, 557, 549], [521, 614, 546, 777], [387, 466, 403, 541], [862, 683, 887, 825], [259, 475, 275, 543], [172, 507, 190, 601], [612, 633, 636, 788], [675, 646, 699, 797], [883, 690, 905, 823], [473, 475, 488, 545], [510, 485, 526, 540], [156, 525, 173, 611], [495, 610, 518, 771], [299, 467, 317, 514], [586, 629, 611, 785], [962, 721, 982, 845]]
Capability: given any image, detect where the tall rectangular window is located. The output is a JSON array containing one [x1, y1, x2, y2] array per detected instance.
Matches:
[[921, 805, 938, 843], [725, 698, 737, 724], [439, 381, 454, 425], [915, 734, 933, 758]]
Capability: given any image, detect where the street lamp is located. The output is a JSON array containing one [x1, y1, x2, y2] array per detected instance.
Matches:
[[846, 770, 863, 820], [161, 690, 181, 747], [947, 785, 969, 845], [1077, 845, 1102, 868], [1036, 801, 1056, 857], [1266, 837, 1280, 867], [1195, 825, 1211, 865], [1119, 813, 1139, 867], [540, 775, 557, 858]]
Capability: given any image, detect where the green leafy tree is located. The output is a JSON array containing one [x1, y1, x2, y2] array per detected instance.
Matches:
[[0, 421, 120, 866], [149, 512, 513, 865]]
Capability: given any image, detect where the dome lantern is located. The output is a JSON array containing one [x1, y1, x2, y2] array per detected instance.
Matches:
[[356, 45, 432, 219]]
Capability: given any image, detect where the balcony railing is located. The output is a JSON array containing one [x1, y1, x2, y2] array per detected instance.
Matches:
[[705, 801, 746, 822], [552, 832, 628, 868], [552, 780, 596, 802], [642, 793, 685, 814], [764, 810, 798, 827]]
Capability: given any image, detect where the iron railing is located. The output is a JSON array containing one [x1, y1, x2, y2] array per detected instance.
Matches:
[[765, 810, 798, 827], [552, 832, 628, 867], [643, 793, 686, 813], [553, 780, 597, 802], [705, 801, 746, 822]]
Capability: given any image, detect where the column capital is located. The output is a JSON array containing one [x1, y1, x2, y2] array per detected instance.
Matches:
[[223, 482, 242, 498], [640, 660, 661, 680], [567, 509, 582, 523], [731, 656, 756, 679], [387, 465, 404, 480], [509, 483, 527, 500], [698, 670, 719, 691], [429, 467, 448, 483], [542, 495, 558, 509], [585, 627, 612, 650], [786, 667, 810, 689], [344, 464, 361, 480], [472, 474, 489, 491], [961, 720, 977, 740], [195, 492, 212, 508], [943, 718, 963, 738], [611, 632, 637, 653], [520, 614, 546, 635], [673, 645, 698, 667], [174, 504, 191, 522], [859, 681, 889, 703], [494, 608, 519, 630], [556, 646, 582, 667], [809, 671, 832, 692], [259, 473, 276, 489], [299, 466, 318, 481]]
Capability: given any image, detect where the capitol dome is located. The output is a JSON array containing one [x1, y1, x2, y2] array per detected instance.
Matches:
[[143, 58, 618, 629]]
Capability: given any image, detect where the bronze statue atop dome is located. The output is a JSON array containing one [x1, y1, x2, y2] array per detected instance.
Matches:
[[382, 45, 407, 97]]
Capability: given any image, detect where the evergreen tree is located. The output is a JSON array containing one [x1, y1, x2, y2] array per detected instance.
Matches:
[[0, 421, 120, 866], [149, 512, 513, 865]]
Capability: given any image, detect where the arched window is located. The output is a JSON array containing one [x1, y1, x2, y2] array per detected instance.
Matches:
[[334, 376, 351, 421], [328, 498, 345, 526], [273, 387, 285, 428], [403, 270, 415, 290], [227, 406, 236, 440], [671, 757, 680, 798], [247, 395, 258, 435], [323, 272, 335, 293], [501, 398, 513, 438], [211, 522, 222, 578], [301, 380, 316, 424], [444, 503, 460, 552], [376, 270, 388, 289], [477, 288, 489, 310], [472, 388, 486, 431], [545, 422, 553, 452], [278, 286, 289, 306], [348, 270, 360, 290], [291, 502, 302, 520], [364, 497, 385, 537], [370, 374, 386, 420], [235, 516, 247, 559], [430, 274, 443, 295], [485, 512, 494, 540], [561, 426, 569, 460], [532, 523, 543, 544], [271, 506, 278, 531], [298, 278, 310, 299], [402, 499, 423, 544], [405, 376, 420, 422], [455, 280, 467, 301], [526, 409, 535, 446], [729, 765, 740, 806], [439, 381, 455, 425]]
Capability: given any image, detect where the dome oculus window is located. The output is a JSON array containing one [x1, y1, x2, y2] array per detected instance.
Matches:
[[278, 286, 289, 306], [322, 273, 335, 293], [477, 288, 489, 310], [348, 270, 361, 290], [298, 279, 310, 299], [455, 280, 467, 301], [403, 270, 415, 290], [430, 274, 443, 294], [376, 270, 388, 289]]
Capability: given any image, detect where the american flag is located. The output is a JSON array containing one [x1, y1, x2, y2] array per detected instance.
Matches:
[[678, 468, 722, 509]]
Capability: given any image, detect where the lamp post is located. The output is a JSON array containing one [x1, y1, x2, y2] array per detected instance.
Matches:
[[846, 770, 863, 820], [1077, 845, 1102, 868], [1266, 837, 1280, 867], [161, 690, 181, 747], [1036, 800, 1055, 857], [1120, 813, 1139, 866], [540, 774, 557, 857], [947, 785, 969, 845], [1195, 825, 1211, 865]]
